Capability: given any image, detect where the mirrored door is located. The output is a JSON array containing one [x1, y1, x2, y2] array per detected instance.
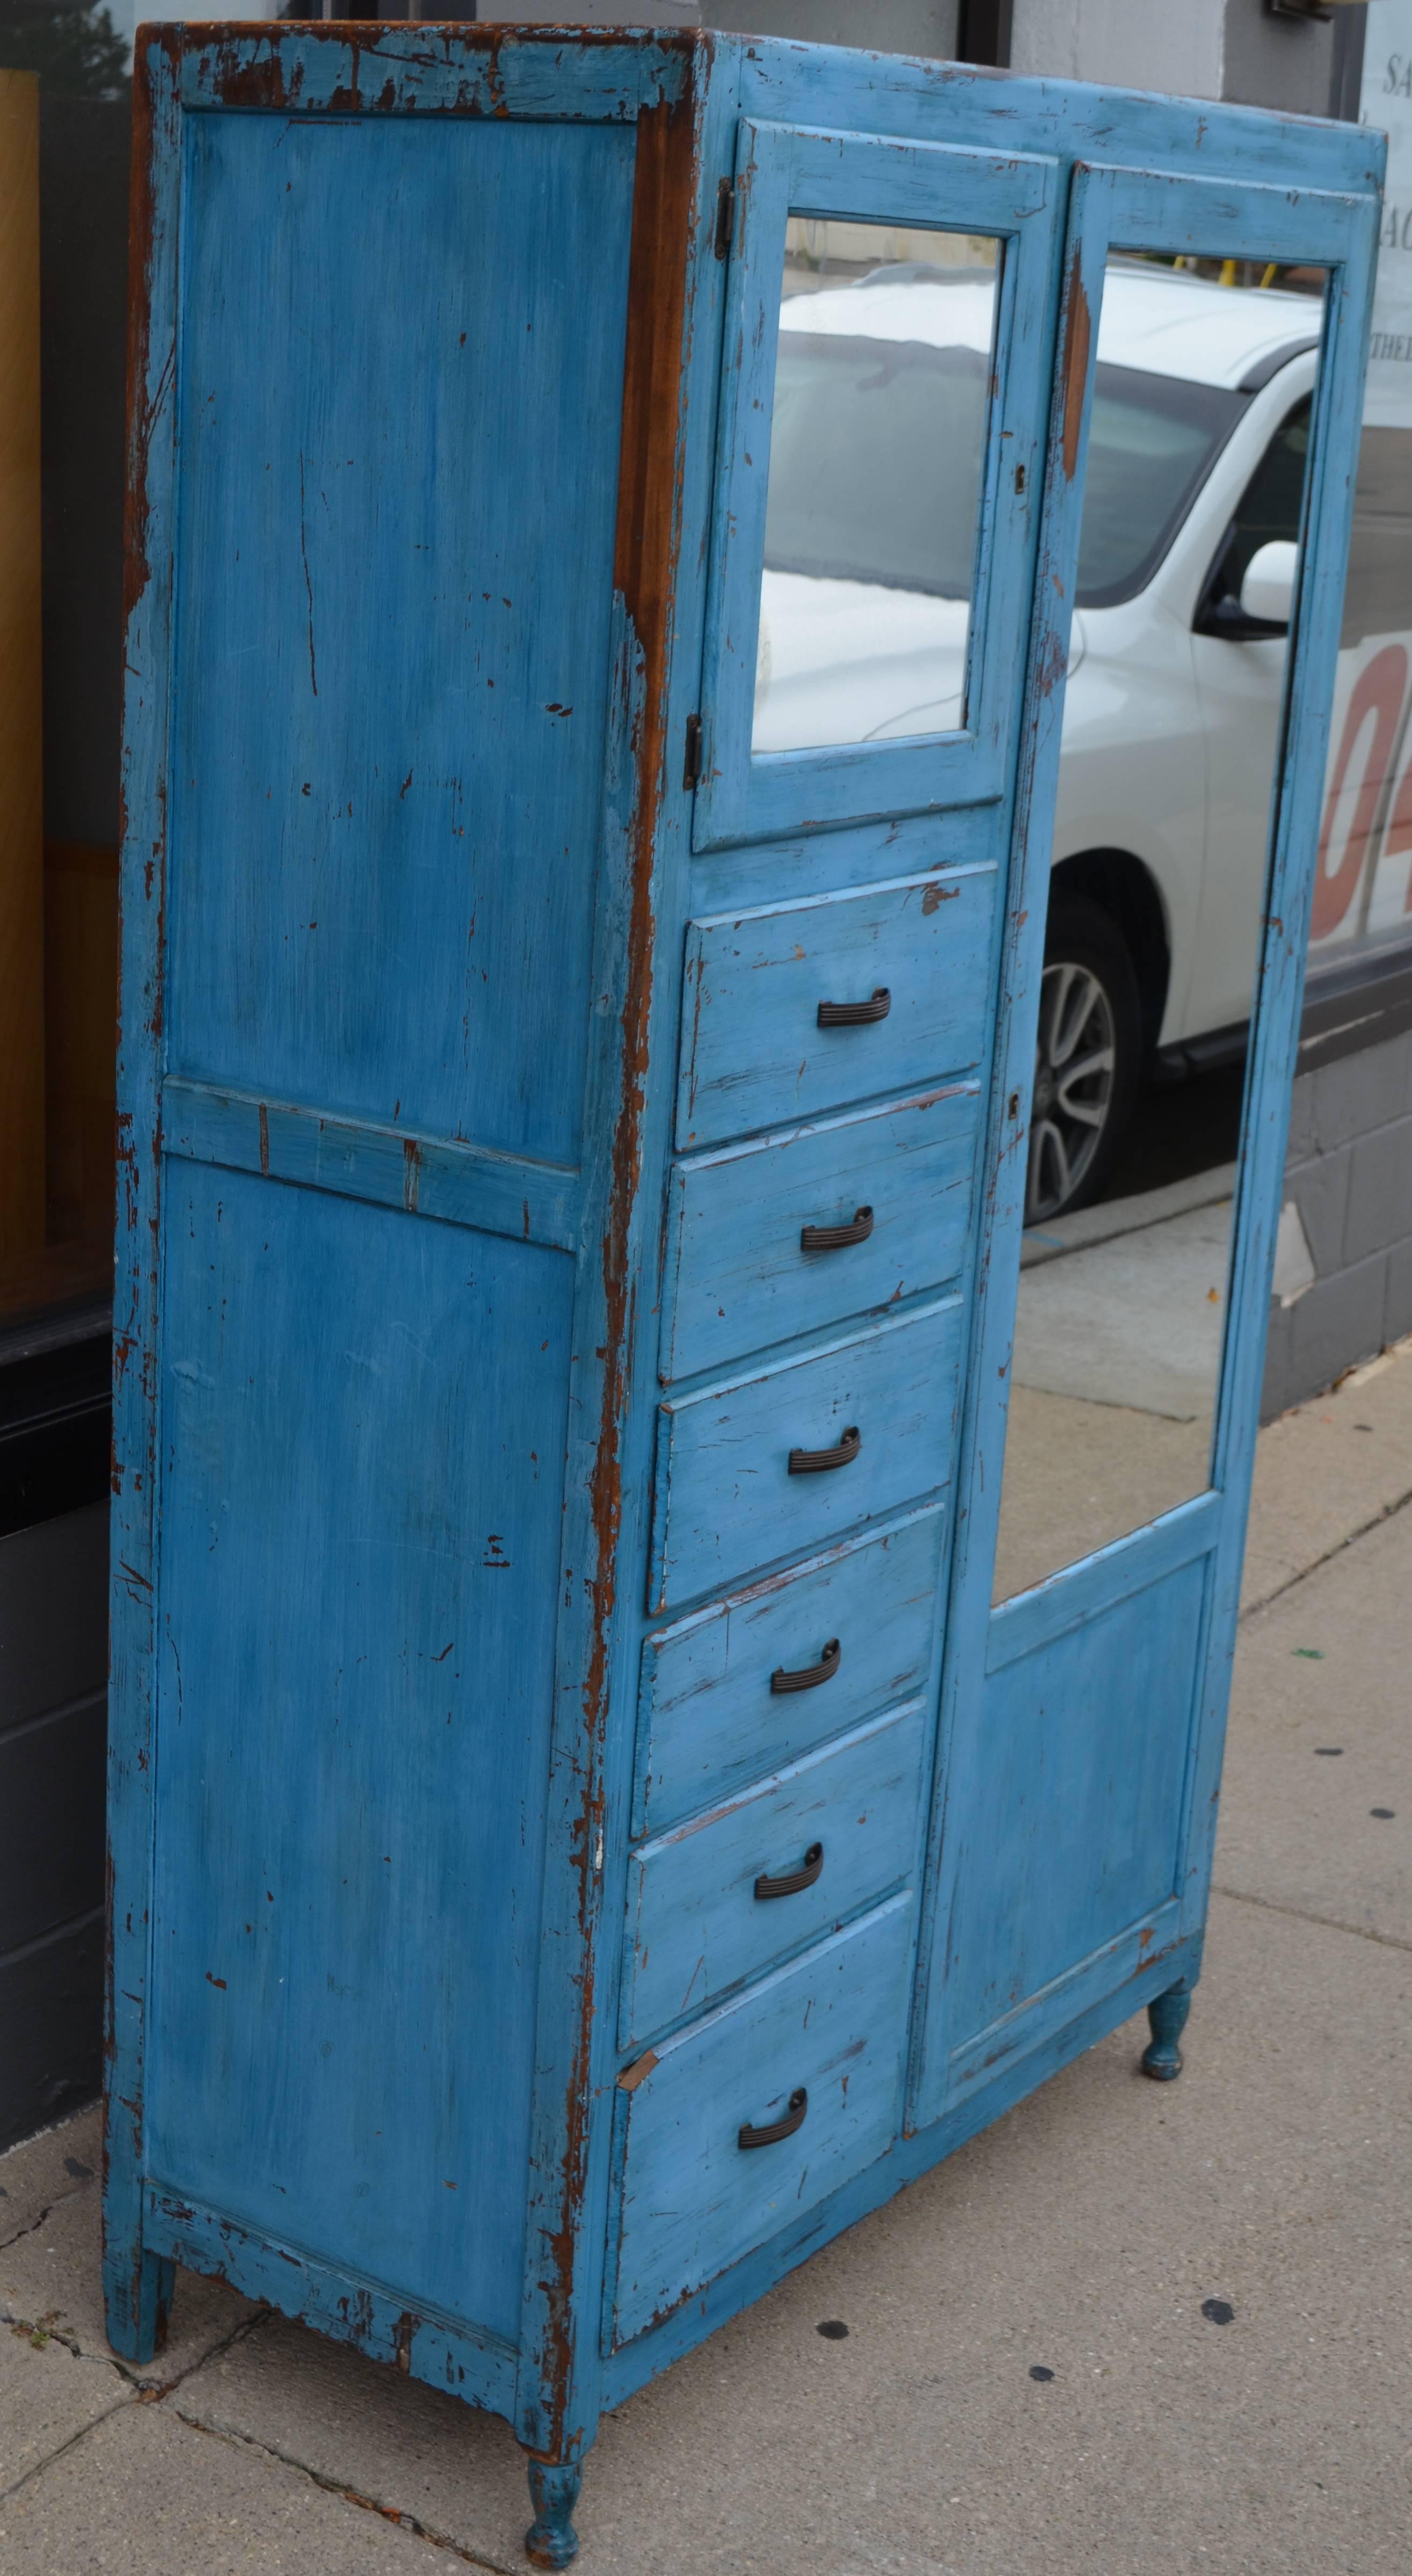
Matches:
[[909, 159, 1376, 2134]]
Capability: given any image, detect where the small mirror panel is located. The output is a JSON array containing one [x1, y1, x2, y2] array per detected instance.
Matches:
[[994, 254, 1327, 1602], [753, 221, 1000, 756]]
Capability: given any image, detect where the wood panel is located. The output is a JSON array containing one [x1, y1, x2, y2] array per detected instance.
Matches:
[[635, 1504, 943, 1837], [659, 1082, 979, 1383], [676, 866, 995, 1151], [148, 1168, 576, 2340], [166, 110, 637, 1164], [607, 1894, 913, 2350], [650, 1295, 963, 1611], [620, 1697, 927, 2049], [0, 74, 45, 1261]]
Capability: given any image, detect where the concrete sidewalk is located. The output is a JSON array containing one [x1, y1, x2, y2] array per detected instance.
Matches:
[[2, 1357, 1408, 2575]]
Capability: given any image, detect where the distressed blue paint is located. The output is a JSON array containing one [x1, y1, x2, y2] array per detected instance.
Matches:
[[607, 1895, 913, 2350], [1141, 1978, 1195, 2082], [149, 1168, 572, 2336], [635, 1505, 944, 1838], [168, 107, 635, 1162], [144, 2187, 519, 2413], [650, 1297, 963, 1614], [675, 866, 996, 1152], [105, 27, 1381, 2560], [938, 1559, 1207, 2076], [659, 1083, 979, 1383], [163, 1078, 583, 1253], [620, 1696, 927, 2049], [694, 120, 1058, 849]]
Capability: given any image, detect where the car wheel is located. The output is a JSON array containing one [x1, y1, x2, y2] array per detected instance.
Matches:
[[1025, 895, 1141, 1225]]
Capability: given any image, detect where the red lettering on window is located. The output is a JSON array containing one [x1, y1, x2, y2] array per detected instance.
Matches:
[[1311, 644, 1408, 939]]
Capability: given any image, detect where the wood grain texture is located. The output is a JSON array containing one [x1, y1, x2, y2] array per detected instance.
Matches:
[[620, 1697, 927, 2050], [937, 1558, 1206, 2080], [650, 1295, 962, 1612], [0, 73, 45, 1259], [635, 1504, 944, 1837], [149, 1167, 573, 2339], [166, 108, 635, 1165], [607, 1894, 913, 2349], [676, 865, 996, 1150], [163, 1077, 581, 1253], [659, 1082, 979, 1383]]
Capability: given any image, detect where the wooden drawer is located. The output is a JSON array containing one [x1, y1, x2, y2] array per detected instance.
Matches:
[[620, 1698, 927, 2050], [607, 1894, 913, 2349], [635, 1506, 943, 1839], [659, 1083, 979, 1384], [649, 1296, 962, 1614], [675, 865, 995, 1152]]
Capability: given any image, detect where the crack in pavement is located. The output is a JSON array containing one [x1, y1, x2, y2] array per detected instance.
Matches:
[[1211, 1881, 1412, 1955], [172, 2404, 519, 2572], [1240, 1480, 1412, 1624]]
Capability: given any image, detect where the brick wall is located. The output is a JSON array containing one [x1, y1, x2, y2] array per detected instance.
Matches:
[[1262, 1030, 1412, 1417]]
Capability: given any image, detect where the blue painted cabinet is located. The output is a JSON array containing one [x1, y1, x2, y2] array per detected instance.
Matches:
[[105, 28, 1381, 2565]]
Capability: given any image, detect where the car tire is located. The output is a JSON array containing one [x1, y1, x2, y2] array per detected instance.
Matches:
[[1025, 894, 1141, 1225]]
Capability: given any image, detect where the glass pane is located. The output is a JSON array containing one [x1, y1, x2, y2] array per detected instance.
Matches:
[[993, 252, 1327, 1604], [753, 219, 1000, 755]]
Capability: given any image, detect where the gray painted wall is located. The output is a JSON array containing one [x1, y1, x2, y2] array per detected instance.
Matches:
[[1263, 1034, 1412, 1414], [1009, 0, 1338, 112]]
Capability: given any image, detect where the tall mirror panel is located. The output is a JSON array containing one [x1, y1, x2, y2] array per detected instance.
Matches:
[[994, 253, 1327, 1603]]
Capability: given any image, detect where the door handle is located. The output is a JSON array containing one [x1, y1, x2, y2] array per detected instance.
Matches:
[[788, 1425, 860, 1475], [817, 987, 890, 1028], [770, 1637, 840, 1695], [738, 2085, 808, 2150], [754, 1841, 824, 1901], [800, 1205, 874, 1253]]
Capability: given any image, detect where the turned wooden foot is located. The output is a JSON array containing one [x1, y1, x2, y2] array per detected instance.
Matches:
[[525, 2456, 583, 2568], [1141, 1978, 1193, 2082]]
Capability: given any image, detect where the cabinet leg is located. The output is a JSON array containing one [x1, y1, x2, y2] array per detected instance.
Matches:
[[103, 2239, 174, 2366], [1141, 1977, 1193, 2083], [524, 2455, 583, 2569]]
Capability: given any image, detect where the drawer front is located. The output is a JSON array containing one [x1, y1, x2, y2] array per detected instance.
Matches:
[[636, 1507, 943, 1838], [660, 1084, 979, 1384], [676, 865, 995, 1152], [608, 1894, 912, 2349], [650, 1297, 962, 1614], [621, 1698, 927, 2051]]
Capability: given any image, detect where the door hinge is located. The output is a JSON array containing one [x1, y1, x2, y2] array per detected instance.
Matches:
[[683, 712, 704, 792], [714, 177, 735, 260]]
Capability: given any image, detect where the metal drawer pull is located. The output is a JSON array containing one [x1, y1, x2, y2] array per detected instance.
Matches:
[[754, 1840, 824, 1902], [788, 1425, 860, 1476], [770, 1637, 841, 1696], [800, 1205, 874, 1253], [738, 2086, 808, 2150], [817, 987, 891, 1028]]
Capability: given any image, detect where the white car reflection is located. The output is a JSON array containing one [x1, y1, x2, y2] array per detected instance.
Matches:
[[756, 260, 1320, 1219]]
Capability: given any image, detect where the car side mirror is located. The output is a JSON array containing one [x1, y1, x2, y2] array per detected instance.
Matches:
[[1239, 539, 1298, 630]]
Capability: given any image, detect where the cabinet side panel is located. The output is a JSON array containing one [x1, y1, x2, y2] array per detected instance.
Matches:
[[148, 1169, 573, 2340], [166, 111, 636, 1162]]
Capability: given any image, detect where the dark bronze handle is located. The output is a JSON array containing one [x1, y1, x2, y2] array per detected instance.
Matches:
[[788, 1425, 860, 1476], [738, 2085, 808, 2150], [817, 987, 890, 1028], [800, 1205, 874, 1253], [770, 1638, 840, 1696], [754, 1841, 824, 1901]]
